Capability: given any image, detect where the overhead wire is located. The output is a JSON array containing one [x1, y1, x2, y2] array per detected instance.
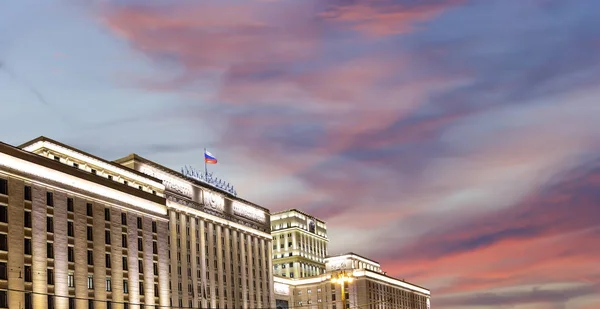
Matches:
[[0, 287, 396, 309]]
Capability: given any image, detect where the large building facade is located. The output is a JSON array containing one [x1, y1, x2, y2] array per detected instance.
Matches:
[[271, 209, 328, 279], [273, 254, 431, 309], [3, 137, 169, 309], [0, 136, 275, 309], [116, 154, 275, 309]]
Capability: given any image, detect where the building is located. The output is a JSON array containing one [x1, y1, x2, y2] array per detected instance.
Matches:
[[115, 154, 275, 309], [273, 254, 431, 309], [270, 209, 328, 279], [0, 136, 275, 309], [3, 137, 169, 309]]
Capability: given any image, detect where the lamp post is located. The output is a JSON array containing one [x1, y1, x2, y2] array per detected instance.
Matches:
[[331, 271, 353, 309]]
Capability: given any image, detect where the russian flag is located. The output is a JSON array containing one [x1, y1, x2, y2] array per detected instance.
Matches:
[[204, 151, 217, 164]]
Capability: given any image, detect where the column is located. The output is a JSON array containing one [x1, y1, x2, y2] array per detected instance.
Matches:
[[216, 225, 224, 309], [73, 198, 88, 309], [93, 204, 107, 309], [180, 213, 189, 307], [31, 184, 48, 309], [7, 178, 24, 309], [189, 217, 198, 307], [110, 208, 124, 309], [156, 219, 170, 308], [198, 219, 208, 309], [53, 191, 69, 309], [208, 222, 216, 308], [126, 212, 140, 309], [240, 233, 247, 309], [168, 210, 179, 307], [142, 216, 155, 306]]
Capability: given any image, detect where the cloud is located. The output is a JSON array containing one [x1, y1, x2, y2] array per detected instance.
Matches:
[[93, 1, 600, 308], [320, 0, 464, 37]]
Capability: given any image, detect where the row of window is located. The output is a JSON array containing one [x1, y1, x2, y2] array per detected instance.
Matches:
[[0, 287, 158, 309]]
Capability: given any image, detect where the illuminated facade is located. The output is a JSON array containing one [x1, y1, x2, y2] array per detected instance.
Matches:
[[115, 154, 275, 309], [274, 253, 431, 309], [271, 209, 328, 279], [3, 137, 169, 309], [0, 136, 275, 309]]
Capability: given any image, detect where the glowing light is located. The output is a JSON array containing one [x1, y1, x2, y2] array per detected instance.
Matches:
[[139, 164, 192, 198], [274, 282, 290, 296], [353, 270, 430, 295], [23, 141, 164, 190], [325, 254, 381, 268], [232, 201, 266, 223], [0, 152, 167, 215]]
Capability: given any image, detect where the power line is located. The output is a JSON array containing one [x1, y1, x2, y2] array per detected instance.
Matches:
[[0, 287, 392, 309]]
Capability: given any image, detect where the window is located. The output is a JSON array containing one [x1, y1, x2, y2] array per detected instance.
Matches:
[[68, 247, 74, 262], [91, 169, 97, 175], [47, 243, 54, 258], [122, 235, 127, 248], [152, 221, 157, 233], [106, 277, 112, 291], [67, 198, 74, 212], [121, 213, 127, 225], [105, 254, 111, 268], [87, 226, 93, 241], [0, 234, 7, 251], [88, 275, 94, 289], [24, 238, 31, 255], [48, 295, 55, 309], [68, 274, 74, 287], [46, 192, 54, 206], [24, 186, 31, 201], [122, 257, 128, 270], [0, 290, 6, 308], [73, 163, 79, 168], [54, 155, 60, 161], [104, 208, 111, 221], [0, 179, 6, 195], [105, 231, 111, 244], [24, 211, 31, 228], [139, 282, 144, 295], [25, 293, 31, 309], [47, 217, 54, 233], [87, 250, 94, 265], [0, 206, 6, 223], [69, 298, 75, 309], [0, 263, 7, 280], [138, 238, 143, 251], [123, 280, 128, 294], [87, 203, 93, 216], [138, 260, 143, 273], [153, 241, 158, 254], [88, 299, 94, 309], [24, 265, 32, 282], [137, 217, 143, 229], [68, 222, 74, 236], [153, 263, 158, 276], [47, 269, 54, 285]]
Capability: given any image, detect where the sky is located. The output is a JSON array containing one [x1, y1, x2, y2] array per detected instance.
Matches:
[[1, 0, 600, 308]]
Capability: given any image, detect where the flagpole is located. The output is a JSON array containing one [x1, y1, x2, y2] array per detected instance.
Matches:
[[204, 148, 208, 180]]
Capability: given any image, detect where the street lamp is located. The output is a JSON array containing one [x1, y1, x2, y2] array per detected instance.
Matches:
[[331, 271, 353, 309]]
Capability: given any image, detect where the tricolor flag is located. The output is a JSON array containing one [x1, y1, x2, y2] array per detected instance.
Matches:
[[204, 150, 217, 164]]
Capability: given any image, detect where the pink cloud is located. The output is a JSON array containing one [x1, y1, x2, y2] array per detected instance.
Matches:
[[320, 0, 463, 37]]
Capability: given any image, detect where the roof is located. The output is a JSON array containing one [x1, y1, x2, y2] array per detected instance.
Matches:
[[0, 140, 166, 207], [325, 252, 380, 265], [271, 208, 326, 224], [114, 153, 271, 213], [18, 136, 163, 185]]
